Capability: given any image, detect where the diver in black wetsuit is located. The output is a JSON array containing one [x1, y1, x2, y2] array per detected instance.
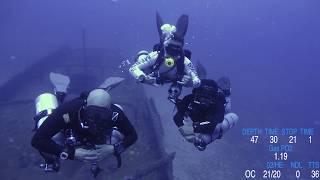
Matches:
[[174, 79, 239, 151], [31, 88, 137, 173]]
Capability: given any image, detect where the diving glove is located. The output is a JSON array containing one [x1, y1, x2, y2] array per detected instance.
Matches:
[[74, 145, 115, 163], [94, 144, 115, 162], [177, 75, 192, 87], [178, 125, 195, 143], [74, 148, 98, 163], [138, 75, 159, 86]]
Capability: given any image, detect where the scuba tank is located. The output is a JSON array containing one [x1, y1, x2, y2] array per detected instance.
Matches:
[[34, 93, 61, 172], [34, 93, 58, 129], [34, 92, 75, 146]]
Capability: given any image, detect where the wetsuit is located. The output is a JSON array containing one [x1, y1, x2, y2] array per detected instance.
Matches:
[[31, 97, 137, 159]]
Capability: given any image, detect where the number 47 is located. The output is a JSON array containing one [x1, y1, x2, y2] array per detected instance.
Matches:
[[250, 136, 259, 143]]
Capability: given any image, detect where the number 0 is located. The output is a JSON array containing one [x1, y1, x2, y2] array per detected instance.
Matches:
[[296, 170, 300, 178]]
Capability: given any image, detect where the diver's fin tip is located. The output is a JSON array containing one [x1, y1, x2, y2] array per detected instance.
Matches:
[[49, 72, 70, 93], [175, 15, 189, 38], [99, 76, 125, 91], [156, 12, 164, 36]]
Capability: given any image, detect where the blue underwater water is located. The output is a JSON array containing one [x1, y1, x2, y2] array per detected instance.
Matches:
[[0, 0, 319, 179]]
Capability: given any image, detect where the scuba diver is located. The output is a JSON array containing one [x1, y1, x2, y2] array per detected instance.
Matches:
[[129, 13, 201, 102], [31, 73, 137, 177], [173, 78, 239, 151]]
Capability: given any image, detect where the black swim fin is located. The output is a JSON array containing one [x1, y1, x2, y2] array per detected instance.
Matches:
[[156, 11, 164, 37], [175, 14, 189, 39]]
